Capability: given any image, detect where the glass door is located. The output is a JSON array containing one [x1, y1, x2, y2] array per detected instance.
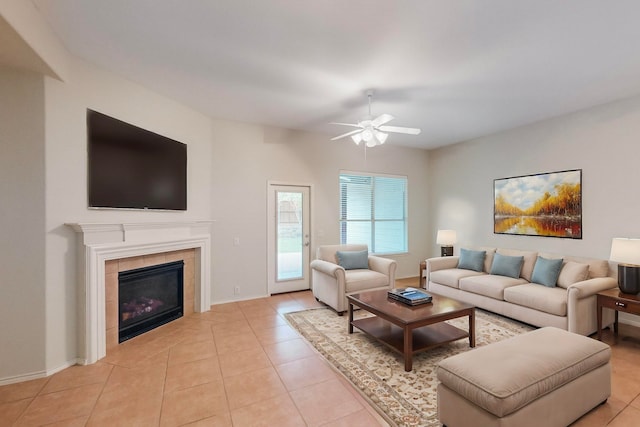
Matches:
[[267, 184, 310, 294]]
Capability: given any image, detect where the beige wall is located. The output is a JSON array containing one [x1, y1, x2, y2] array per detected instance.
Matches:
[[41, 57, 214, 376], [0, 52, 430, 381], [428, 94, 640, 260], [0, 67, 47, 380], [210, 121, 430, 302]]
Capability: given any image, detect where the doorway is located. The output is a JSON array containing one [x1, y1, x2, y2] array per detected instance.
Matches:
[[267, 184, 311, 294]]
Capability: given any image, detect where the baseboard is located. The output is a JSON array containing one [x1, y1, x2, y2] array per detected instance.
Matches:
[[0, 359, 80, 386], [620, 313, 640, 328], [211, 293, 269, 305]]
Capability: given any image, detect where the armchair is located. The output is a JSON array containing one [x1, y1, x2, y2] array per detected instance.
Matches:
[[310, 244, 397, 314]]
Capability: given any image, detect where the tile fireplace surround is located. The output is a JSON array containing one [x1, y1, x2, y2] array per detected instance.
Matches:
[[67, 221, 213, 365]]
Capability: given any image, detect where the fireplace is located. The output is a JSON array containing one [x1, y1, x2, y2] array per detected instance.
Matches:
[[118, 260, 184, 343], [67, 221, 213, 365]]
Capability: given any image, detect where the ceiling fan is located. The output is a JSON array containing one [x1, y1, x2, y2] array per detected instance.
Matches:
[[330, 90, 421, 147]]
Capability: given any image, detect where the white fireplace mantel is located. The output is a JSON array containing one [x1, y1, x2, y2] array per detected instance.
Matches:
[[67, 221, 214, 364]]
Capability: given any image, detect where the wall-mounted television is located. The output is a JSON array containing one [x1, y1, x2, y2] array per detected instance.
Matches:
[[87, 110, 187, 211]]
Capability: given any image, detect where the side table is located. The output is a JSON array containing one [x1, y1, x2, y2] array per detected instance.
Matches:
[[420, 260, 426, 288], [597, 287, 640, 340]]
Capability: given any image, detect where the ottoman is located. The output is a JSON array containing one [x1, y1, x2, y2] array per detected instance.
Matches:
[[437, 327, 611, 427]]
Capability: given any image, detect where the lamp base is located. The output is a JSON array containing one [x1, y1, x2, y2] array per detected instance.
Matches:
[[441, 246, 453, 257], [618, 264, 640, 294]]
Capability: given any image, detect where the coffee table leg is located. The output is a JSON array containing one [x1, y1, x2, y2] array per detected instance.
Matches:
[[348, 302, 354, 334], [404, 327, 412, 371], [469, 309, 476, 348]]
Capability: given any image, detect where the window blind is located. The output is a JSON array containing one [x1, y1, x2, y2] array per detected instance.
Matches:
[[339, 172, 408, 254]]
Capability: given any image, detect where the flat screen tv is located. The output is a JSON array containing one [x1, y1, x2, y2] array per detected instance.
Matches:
[[87, 110, 187, 210]]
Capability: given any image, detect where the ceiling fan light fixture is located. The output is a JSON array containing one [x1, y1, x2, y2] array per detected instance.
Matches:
[[329, 91, 421, 147], [375, 130, 388, 144]]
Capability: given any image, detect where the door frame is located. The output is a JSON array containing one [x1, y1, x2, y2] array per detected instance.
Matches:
[[266, 180, 314, 295]]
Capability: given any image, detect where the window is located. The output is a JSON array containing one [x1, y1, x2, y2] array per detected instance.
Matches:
[[339, 172, 408, 254]]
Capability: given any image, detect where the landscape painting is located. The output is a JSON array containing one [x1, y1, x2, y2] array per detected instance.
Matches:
[[494, 169, 582, 239]]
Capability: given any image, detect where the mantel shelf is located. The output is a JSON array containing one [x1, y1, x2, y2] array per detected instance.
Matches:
[[66, 220, 215, 233]]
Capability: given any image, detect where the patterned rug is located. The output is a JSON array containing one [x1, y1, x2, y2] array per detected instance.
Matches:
[[284, 308, 534, 427]]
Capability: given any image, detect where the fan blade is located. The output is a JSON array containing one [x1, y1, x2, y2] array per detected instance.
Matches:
[[378, 125, 421, 135], [329, 122, 363, 128], [330, 129, 363, 141], [371, 114, 394, 127]]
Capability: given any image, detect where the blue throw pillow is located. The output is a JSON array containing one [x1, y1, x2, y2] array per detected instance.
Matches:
[[490, 253, 524, 278], [458, 248, 486, 272], [531, 256, 564, 287], [336, 250, 369, 270]]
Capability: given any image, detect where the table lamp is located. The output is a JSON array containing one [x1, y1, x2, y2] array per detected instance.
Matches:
[[436, 229, 457, 257], [610, 238, 640, 294]]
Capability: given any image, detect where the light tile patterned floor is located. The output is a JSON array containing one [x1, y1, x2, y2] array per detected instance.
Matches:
[[0, 289, 387, 427], [1, 277, 640, 426]]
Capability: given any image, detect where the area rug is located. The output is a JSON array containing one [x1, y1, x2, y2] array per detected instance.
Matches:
[[284, 308, 534, 427]]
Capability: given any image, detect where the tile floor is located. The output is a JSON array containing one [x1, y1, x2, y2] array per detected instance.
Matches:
[[0, 277, 639, 426]]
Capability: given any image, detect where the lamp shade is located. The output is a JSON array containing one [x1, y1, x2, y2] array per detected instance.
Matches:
[[610, 238, 640, 265], [436, 230, 457, 246]]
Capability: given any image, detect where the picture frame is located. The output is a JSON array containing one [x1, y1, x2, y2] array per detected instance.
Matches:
[[494, 169, 582, 239]]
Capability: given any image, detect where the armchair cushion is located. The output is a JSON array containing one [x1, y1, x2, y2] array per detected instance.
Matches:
[[345, 270, 390, 292], [336, 250, 369, 270]]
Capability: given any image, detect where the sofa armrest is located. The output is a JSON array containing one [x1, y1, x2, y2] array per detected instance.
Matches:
[[368, 256, 397, 286], [567, 277, 618, 299], [310, 259, 345, 280], [426, 256, 459, 281]]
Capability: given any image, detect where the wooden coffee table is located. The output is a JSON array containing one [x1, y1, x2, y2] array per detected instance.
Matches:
[[347, 289, 475, 371]]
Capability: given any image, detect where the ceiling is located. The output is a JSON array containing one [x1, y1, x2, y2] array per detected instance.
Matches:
[[29, 0, 640, 149]]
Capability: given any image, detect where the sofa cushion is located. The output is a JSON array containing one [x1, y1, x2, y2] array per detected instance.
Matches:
[[336, 250, 368, 270], [459, 274, 527, 300], [557, 261, 590, 288], [497, 249, 538, 281], [345, 270, 389, 292], [458, 248, 486, 272], [531, 256, 564, 287], [490, 253, 524, 279], [430, 269, 486, 289], [504, 284, 568, 316], [540, 252, 610, 280], [586, 259, 610, 279]]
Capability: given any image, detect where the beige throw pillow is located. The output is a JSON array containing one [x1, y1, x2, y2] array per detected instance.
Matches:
[[557, 261, 590, 288]]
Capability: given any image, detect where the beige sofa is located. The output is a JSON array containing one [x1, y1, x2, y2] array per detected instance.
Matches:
[[311, 244, 397, 314], [426, 247, 617, 336]]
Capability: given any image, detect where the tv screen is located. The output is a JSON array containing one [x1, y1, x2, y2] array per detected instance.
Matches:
[[87, 110, 187, 210]]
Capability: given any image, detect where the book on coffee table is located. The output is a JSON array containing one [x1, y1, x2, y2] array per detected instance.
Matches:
[[388, 287, 432, 306]]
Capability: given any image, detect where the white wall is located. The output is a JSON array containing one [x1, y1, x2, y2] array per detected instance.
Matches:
[[0, 68, 47, 381], [428, 94, 640, 259], [210, 122, 430, 302]]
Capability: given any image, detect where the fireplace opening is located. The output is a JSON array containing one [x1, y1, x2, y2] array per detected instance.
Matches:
[[118, 260, 184, 343]]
